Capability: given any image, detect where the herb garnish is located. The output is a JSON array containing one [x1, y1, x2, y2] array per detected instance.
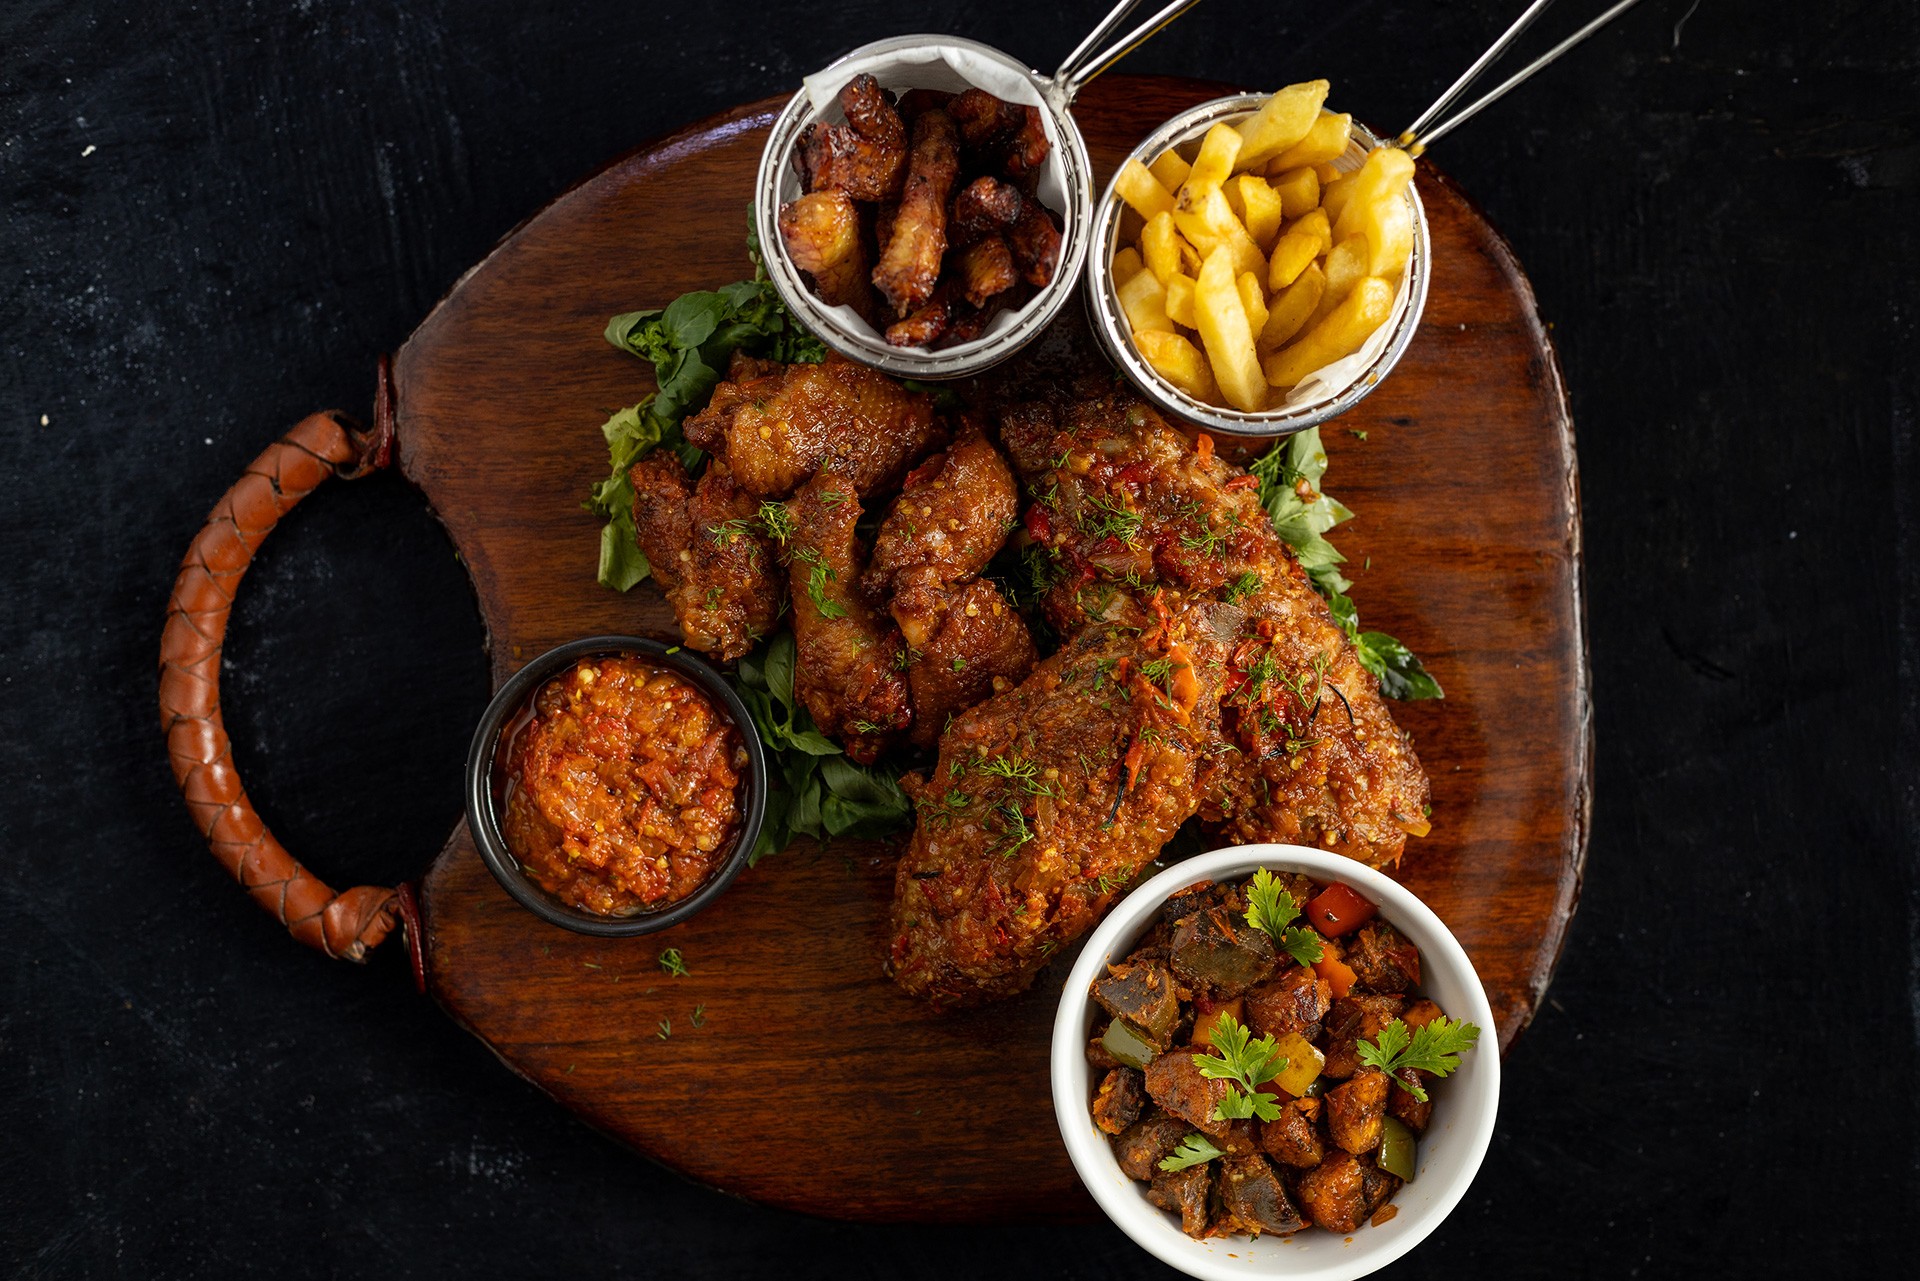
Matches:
[[1194, 1012, 1286, 1123], [658, 948, 688, 978], [1157, 1133, 1227, 1173], [1356, 1016, 1483, 1102], [1248, 428, 1441, 701], [584, 214, 825, 591], [1243, 869, 1325, 965]]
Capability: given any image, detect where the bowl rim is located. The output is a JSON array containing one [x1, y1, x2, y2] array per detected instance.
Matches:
[[463, 635, 768, 937], [1049, 843, 1499, 1281], [1084, 95, 1432, 438], [752, 33, 1095, 379]]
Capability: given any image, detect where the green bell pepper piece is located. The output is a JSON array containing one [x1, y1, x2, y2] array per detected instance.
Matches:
[[1377, 1115, 1417, 1181]]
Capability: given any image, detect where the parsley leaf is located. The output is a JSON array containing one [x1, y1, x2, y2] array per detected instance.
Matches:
[[584, 209, 825, 591], [1243, 868, 1325, 966], [1157, 1133, 1226, 1173], [1194, 1012, 1286, 1123], [1356, 1015, 1482, 1102]]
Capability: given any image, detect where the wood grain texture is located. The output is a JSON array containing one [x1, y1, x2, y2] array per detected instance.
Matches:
[[399, 77, 1589, 1222]]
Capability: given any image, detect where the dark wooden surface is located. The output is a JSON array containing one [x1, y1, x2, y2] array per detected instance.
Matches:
[[3, 1, 1913, 1275], [402, 78, 1586, 1220]]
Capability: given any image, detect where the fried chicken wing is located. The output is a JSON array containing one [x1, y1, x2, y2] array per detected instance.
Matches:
[[1000, 393, 1431, 867], [886, 618, 1225, 1007], [885, 282, 952, 348], [873, 109, 960, 316], [784, 471, 912, 763], [1007, 199, 1063, 287], [955, 235, 1017, 308], [890, 569, 1038, 748], [946, 90, 1050, 178], [864, 427, 1020, 595], [950, 176, 1023, 248], [629, 455, 784, 661], [793, 74, 907, 202], [778, 190, 873, 315], [682, 354, 945, 499]]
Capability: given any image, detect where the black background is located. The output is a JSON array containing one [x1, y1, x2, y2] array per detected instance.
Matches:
[[3, 1, 1914, 1275]]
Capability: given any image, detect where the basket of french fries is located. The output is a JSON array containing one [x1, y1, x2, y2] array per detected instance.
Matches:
[[1088, 80, 1431, 435]]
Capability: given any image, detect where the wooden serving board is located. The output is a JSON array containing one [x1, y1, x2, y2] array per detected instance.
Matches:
[[400, 76, 1589, 1223]]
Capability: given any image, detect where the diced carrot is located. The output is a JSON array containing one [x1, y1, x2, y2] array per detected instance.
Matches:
[[1190, 999, 1245, 1048], [1308, 882, 1378, 937], [1315, 953, 1358, 999], [1401, 998, 1446, 1031]]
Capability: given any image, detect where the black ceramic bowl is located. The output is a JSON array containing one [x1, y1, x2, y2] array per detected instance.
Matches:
[[463, 635, 768, 937]]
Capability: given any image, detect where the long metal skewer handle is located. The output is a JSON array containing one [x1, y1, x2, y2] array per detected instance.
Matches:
[[1398, 0, 1647, 155], [1050, 0, 1210, 109]]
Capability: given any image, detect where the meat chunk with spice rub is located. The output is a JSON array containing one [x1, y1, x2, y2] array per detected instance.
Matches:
[[628, 454, 784, 661]]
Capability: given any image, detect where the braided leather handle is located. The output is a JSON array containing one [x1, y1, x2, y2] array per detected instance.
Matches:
[[159, 400, 403, 961]]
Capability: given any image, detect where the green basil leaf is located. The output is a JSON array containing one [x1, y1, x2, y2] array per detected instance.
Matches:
[[1357, 631, 1444, 700]]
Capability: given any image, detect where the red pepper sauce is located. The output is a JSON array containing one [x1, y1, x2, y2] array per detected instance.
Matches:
[[498, 655, 746, 915]]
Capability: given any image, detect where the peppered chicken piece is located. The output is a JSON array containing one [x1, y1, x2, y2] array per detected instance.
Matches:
[[998, 392, 1431, 868], [890, 568, 1037, 748], [886, 616, 1225, 1007], [778, 189, 873, 316], [1007, 200, 1063, 287], [628, 454, 784, 662], [792, 73, 907, 202], [783, 472, 912, 764], [873, 109, 961, 316], [1144, 1045, 1236, 1137], [885, 281, 953, 348], [864, 427, 1021, 594], [955, 236, 1018, 308], [949, 175, 1023, 248], [681, 354, 945, 499], [1295, 1149, 1369, 1234]]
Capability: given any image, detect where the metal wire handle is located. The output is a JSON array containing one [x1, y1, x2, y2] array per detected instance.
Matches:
[[1050, 0, 1211, 109], [1397, 0, 1647, 155]]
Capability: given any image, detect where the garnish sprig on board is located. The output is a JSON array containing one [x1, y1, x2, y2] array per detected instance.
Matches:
[[1356, 1015, 1482, 1102], [1248, 428, 1443, 700], [584, 217, 826, 591], [1243, 868, 1325, 966], [1194, 1012, 1286, 1123]]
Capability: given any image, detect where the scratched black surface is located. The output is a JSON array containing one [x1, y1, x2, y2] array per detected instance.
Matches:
[[2, 1, 1914, 1275]]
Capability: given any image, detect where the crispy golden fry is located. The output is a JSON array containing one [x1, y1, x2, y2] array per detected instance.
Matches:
[[1112, 245, 1146, 284], [1163, 272, 1199, 327], [1267, 228, 1320, 291], [1356, 188, 1415, 279], [1115, 158, 1177, 220], [1265, 276, 1394, 389], [1270, 166, 1321, 220], [1268, 111, 1353, 172], [1237, 271, 1270, 338], [1260, 262, 1325, 350], [1135, 329, 1217, 400], [1119, 268, 1175, 334], [1234, 80, 1329, 168], [1173, 185, 1264, 278], [1194, 247, 1266, 411], [1183, 123, 1243, 192], [873, 109, 961, 316], [1331, 147, 1417, 245], [1314, 237, 1370, 326], [1233, 173, 1285, 250], [778, 190, 873, 314], [1289, 207, 1333, 257], [1142, 211, 1200, 283], [1314, 161, 1343, 184], [1321, 170, 1360, 225], [1149, 148, 1192, 191]]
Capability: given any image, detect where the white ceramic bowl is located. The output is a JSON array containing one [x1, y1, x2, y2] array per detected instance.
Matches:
[[1050, 845, 1499, 1281]]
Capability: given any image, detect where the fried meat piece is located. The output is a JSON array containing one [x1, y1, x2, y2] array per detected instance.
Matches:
[[1148, 1164, 1212, 1238], [956, 235, 1017, 307], [629, 455, 784, 661], [950, 176, 1023, 247], [947, 89, 1050, 178], [885, 282, 952, 348], [890, 569, 1037, 749], [1145, 1045, 1236, 1137], [682, 354, 944, 499], [1008, 199, 1063, 287], [999, 393, 1431, 868], [873, 109, 961, 316], [865, 427, 1020, 594], [783, 472, 912, 763], [793, 74, 907, 202], [886, 618, 1225, 1007], [778, 190, 873, 314]]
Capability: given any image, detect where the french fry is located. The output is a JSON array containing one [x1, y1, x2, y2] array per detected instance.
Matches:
[[1236, 271, 1270, 337], [1354, 188, 1414, 279], [1321, 170, 1359, 225], [1118, 267, 1175, 334], [1194, 247, 1266, 412], [1268, 111, 1354, 172], [1314, 161, 1344, 184], [1233, 174, 1285, 250], [1260, 262, 1325, 350], [1312, 237, 1371, 326], [1234, 80, 1329, 169], [1182, 124, 1243, 195], [1265, 276, 1394, 389], [1331, 147, 1417, 245], [1148, 148, 1192, 192], [1112, 246, 1146, 285], [1269, 166, 1321, 220], [1288, 207, 1333, 258], [1173, 186, 1265, 278], [1115, 159, 1177, 220], [1164, 272, 1199, 328], [1266, 228, 1320, 291], [1135, 329, 1218, 401], [1141, 212, 1200, 284]]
